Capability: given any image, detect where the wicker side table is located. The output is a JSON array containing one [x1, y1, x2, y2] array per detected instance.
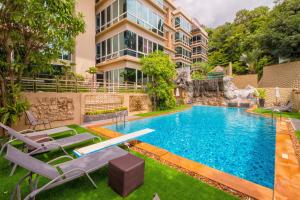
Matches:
[[108, 153, 144, 197]]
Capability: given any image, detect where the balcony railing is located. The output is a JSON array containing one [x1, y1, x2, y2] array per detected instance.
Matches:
[[96, 48, 147, 64]]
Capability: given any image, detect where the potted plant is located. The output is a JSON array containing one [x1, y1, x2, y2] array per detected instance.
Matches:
[[257, 89, 266, 108]]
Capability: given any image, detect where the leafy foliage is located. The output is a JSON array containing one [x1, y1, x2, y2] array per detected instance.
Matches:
[[0, 85, 29, 125], [141, 51, 176, 110], [85, 107, 127, 116], [208, 0, 300, 76], [191, 71, 205, 80], [260, 0, 300, 60], [257, 88, 266, 99], [0, 0, 85, 125], [86, 66, 97, 82]]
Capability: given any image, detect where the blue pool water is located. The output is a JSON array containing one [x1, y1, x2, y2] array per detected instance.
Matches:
[[105, 106, 276, 188]]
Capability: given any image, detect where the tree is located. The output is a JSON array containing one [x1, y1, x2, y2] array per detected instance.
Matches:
[[260, 0, 300, 61], [86, 66, 97, 82], [192, 62, 214, 76], [208, 6, 270, 75], [141, 51, 176, 110], [0, 0, 85, 125], [240, 49, 262, 74]]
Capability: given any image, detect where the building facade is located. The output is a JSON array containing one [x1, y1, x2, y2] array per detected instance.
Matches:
[[70, 0, 208, 83]]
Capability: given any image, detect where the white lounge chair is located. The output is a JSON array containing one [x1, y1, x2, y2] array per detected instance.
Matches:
[[74, 128, 154, 157]]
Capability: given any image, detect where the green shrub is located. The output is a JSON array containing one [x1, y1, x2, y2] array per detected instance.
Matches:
[[85, 107, 127, 116], [257, 88, 266, 99]]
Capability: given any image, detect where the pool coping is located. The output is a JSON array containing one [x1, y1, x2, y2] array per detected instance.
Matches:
[[86, 106, 300, 200]]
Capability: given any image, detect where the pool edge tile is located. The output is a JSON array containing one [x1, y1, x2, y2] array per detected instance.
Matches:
[[274, 120, 300, 200]]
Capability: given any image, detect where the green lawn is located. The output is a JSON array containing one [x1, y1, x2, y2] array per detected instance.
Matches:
[[0, 125, 237, 200], [296, 131, 300, 142], [136, 105, 191, 117], [253, 108, 300, 119]]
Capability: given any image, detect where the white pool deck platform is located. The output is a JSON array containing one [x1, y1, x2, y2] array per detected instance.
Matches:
[[74, 128, 154, 157]]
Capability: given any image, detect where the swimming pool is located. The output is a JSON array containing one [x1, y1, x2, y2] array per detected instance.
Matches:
[[105, 106, 276, 188]]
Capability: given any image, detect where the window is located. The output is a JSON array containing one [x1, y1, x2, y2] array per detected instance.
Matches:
[[96, 14, 100, 32], [175, 17, 180, 27], [106, 5, 111, 26], [153, 43, 157, 52], [124, 68, 136, 83], [124, 30, 136, 50], [175, 47, 191, 60], [113, 1, 118, 21], [98, 0, 164, 36], [158, 44, 163, 51], [119, 31, 125, 50], [148, 41, 153, 54], [96, 43, 101, 63], [138, 36, 143, 52], [119, 0, 127, 16], [101, 41, 106, 57], [107, 38, 112, 55], [97, 30, 163, 63], [101, 10, 105, 30], [143, 38, 148, 53], [113, 35, 118, 53], [128, 0, 136, 16], [175, 16, 191, 33]]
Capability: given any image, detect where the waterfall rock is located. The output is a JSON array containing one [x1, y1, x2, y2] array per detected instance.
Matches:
[[223, 76, 257, 100]]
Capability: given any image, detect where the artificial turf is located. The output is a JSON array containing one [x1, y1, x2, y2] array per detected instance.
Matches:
[[296, 131, 300, 142], [0, 125, 237, 200], [253, 108, 300, 119]]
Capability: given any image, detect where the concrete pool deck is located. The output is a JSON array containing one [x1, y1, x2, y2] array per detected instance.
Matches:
[[86, 108, 300, 199]]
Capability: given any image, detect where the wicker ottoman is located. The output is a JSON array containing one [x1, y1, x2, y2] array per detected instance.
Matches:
[[108, 153, 144, 197]]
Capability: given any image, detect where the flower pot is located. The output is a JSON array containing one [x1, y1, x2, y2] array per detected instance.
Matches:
[[259, 98, 265, 108]]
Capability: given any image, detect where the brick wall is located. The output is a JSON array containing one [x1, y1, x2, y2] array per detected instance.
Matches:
[[292, 90, 300, 112], [259, 61, 300, 88], [262, 88, 294, 108], [232, 74, 258, 89]]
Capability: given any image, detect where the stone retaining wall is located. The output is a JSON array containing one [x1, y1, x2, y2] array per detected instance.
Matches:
[[14, 92, 151, 130], [232, 74, 258, 89], [259, 61, 300, 88]]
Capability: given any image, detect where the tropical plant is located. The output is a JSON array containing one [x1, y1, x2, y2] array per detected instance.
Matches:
[[239, 49, 262, 74], [86, 66, 97, 82], [257, 88, 266, 99], [0, 0, 85, 125], [192, 62, 214, 76], [191, 71, 205, 80], [141, 51, 176, 110], [0, 85, 29, 125]]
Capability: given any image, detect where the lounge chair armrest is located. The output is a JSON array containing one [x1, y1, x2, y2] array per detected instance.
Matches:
[[48, 155, 74, 165], [19, 129, 35, 134], [34, 136, 54, 143]]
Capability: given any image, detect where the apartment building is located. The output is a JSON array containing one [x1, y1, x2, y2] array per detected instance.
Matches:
[[70, 0, 208, 84], [191, 18, 208, 63]]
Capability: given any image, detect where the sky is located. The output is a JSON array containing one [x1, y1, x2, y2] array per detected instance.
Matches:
[[173, 0, 275, 27]]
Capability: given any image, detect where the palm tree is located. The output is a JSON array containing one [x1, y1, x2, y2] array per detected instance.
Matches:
[[240, 49, 262, 74], [192, 62, 213, 76]]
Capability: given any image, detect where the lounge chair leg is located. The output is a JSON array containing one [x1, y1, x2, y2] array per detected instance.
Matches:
[[0, 143, 7, 155], [10, 163, 18, 176], [85, 173, 97, 188]]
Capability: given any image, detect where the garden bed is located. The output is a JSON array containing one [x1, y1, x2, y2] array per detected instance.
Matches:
[[84, 108, 128, 122]]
